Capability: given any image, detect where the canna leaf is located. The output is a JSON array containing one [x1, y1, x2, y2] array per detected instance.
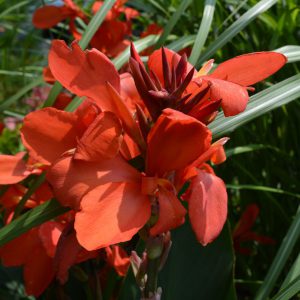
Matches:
[[0, 199, 69, 247], [210, 74, 300, 138], [196, 0, 278, 67], [255, 206, 300, 300], [189, 0, 216, 65]]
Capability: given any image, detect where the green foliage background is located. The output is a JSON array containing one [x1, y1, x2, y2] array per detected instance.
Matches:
[[0, 0, 300, 299]]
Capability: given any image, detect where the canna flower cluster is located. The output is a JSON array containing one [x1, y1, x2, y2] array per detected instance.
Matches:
[[0, 40, 286, 296], [32, 0, 141, 58]]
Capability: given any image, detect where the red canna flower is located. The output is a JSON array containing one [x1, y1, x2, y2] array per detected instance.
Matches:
[[89, 0, 139, 57], [105, 245, 130, 276], [32, 0, 86, 38], [129, 45, 286, 120], [0, 152, 43, 185], [42, 39, 234, 248], [233, 204, 275, 255], [0, 182, 52, 222], [41, 108, 218, 250], [0, 222, 64, 296]]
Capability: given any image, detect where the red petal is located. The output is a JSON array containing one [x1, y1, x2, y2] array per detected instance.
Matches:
[[47, 155, 141, 209], [54, 226, 97, 284], [211, 52, 287, 86], [53, 93, 73, 110], [74, 111, 123, 162], [205, 77, 249, 116], [49, 40, 120, 111], [91, 20, 130, 57], [150, 186, 186, 236], [0, 228, 40, 266], [233, 204, 259, 238], [39, 221, 64, 258], [148, 48, 195, 85], [105, 245, 130, 276], [146, 108, 211, 176], [0, 153, 29, 184], [32, 6, 72, 29], [21, 108, 78, 165], [0, 184, 26, 209], [106, 83, 145, 149], [191, 137, 229, 167], [43, 66, 56, 84], [188, 170, 227, 246], [120, 72, 144, 111], [75, 182, 150, 250], [24, 245, 55, 297]]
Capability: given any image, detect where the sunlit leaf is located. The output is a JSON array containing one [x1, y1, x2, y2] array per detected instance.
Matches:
[[189, 0, 216, 65], [255, 206, 300, 300], [210, 74, 300, 138]]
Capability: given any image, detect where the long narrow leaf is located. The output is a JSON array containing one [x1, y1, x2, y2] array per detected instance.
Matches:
[[13, 174, 46, 220], [271, 274, 300, 300], [0, 76, 44, 111], [209, 74, 300, 138], [167, 35, 196, 52], [275, 45, 300, 63], [155, 0, 193, 48], [281, 253, 300, 290], [189, 0, 216, 65], [0, 199, 69, 247], [227, 184, 300, 200], [225, 144, 281, 158], [255, 206, 300, 300], [196, 0, 277, 67], [0, 0, 29, 19], [65, 96, 84, 112], [78, 0, 116, 49], [43, 0, 117, 107], [112, 35, 160, 70]]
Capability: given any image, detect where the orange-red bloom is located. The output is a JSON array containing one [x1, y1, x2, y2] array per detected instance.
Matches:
[[32, 0, 86, 39], [90, 0, 139, 57], [0, 152, 42, 185], [43, 108, 217, 249], [129, 46, 286, 120], [0, 222, 63, 296], [233, 204, 275, 255]]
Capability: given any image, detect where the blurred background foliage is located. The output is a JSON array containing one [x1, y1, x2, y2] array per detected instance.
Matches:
[[0, 0, 300, 299]]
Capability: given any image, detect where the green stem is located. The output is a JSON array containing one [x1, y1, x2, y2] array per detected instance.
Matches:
[[144, 257, 160, 298]]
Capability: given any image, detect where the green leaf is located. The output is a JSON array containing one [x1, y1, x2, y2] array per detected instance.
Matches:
[[196, 0, 278, 67], [209, 74, 300, 138], [0, 0, 29, 19], [225, 144, 280, 158], [167, 35, 196, 52], [255, 206, 300, 300], [0, 70, 36, 77], [189, 0, 216, 65], [118, 221, 236, 300], [159, 221, 236, 300], [0, 199, 69, 247], [65, 96, 84, 112], [112, 35, 160, 70], [281, 253, 300, 290], [43, 81, 63, 108], [275, 45, 300, 63], [13, 174, 46, 220], [78, 0, 116, 49], [155, 0, 193, 48], [271, 274, 300, 300], [0, 76, 44, 112], [43, 0, 117, 107], [227, 184, 300, 200]]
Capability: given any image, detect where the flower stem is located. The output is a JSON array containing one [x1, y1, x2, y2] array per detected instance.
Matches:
[[144, 256, 160, 298]]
